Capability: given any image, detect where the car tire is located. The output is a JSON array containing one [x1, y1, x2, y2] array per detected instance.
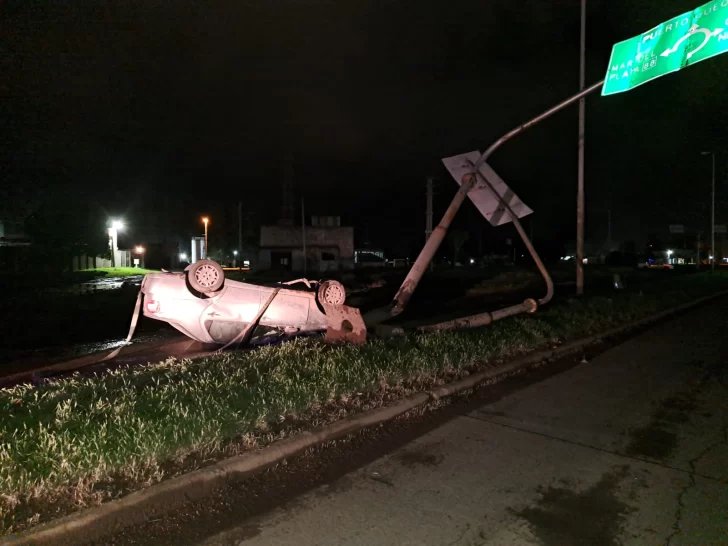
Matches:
[[187, 260, 225, 294], [317, 280, 346, 306]]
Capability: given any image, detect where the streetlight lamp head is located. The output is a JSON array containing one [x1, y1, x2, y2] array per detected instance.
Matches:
[[233, 250, 238, 255], [180, 253, 187, 261], [202, 217, 209, 225], [111, 220, 124, 230], [135, 246, 145, 254]]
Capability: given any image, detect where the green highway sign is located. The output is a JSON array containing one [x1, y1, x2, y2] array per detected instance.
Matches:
[[602, 0, 728, 96]]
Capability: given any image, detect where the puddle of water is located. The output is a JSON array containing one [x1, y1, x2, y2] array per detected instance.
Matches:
[[0, 328, 180, 377], [624, 389, 699, 460], [66, 276, 144, 294], [624, 427, 678, 459], [512, 465, 633, 546], [396, 445, 444, 469]]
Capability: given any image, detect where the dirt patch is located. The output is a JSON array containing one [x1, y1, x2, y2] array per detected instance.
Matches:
[[512, 465, 633, 546]]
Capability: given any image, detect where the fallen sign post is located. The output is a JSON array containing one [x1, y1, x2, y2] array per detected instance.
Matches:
[[441, 152, 554, 305], [379, 80, 603, 321]]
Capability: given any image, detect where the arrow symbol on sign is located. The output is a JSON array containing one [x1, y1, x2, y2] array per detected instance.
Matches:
[[661, 24, 724, 59]]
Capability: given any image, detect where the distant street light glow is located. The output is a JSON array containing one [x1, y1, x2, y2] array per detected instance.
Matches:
[[135, 246, 145, 254], [180, 253, 187, 261]]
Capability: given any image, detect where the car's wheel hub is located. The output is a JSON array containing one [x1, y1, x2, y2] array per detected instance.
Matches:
[[322, 283, 345, 305], [195, 264, 220, 288]]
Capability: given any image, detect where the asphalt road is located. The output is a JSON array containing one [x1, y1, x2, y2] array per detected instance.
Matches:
[[100, 299, 728, 546]]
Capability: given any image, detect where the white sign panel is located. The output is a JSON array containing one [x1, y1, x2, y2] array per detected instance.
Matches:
[[715, 225, 726, 234], [442, 151, 533, 227]]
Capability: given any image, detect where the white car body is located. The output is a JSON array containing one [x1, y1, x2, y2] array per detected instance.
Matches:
[[141, 271, 331, 345]]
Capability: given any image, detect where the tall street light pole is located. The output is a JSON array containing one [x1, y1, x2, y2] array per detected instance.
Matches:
[[238, 201, 242, 261], [108, 220, 123, 268], [701, 151, 716, 270], [202, 217, 209, 260], [576, 0, 587, 295]]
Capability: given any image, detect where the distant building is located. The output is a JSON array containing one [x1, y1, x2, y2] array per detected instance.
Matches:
[[258, 216, 354, 273], [354, 248, 386, 268], [0, 220, 30, 247]]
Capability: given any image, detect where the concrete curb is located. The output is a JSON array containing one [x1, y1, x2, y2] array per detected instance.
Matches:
[[7, 289, 728, 545]]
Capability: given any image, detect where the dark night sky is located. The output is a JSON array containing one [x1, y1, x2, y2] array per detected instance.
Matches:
[[2, 0, 727, 255]]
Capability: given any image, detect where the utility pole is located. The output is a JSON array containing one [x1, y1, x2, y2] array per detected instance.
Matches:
[[301, 198, 307, 276], [607, 209, 612, 250], [281, 154, 294, 225], [202, 217, 209, 260], [697, 231, 702, 269], [702, 151, 716, 270], [576, 0, 587, 295], [238, 201, 242, 260], [711, 153, 716, 270], [426, 178, 434, 271], [425, 178, 434, 242]]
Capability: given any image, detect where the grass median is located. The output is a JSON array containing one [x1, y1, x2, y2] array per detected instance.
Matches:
[[2, 271, 727, 534], [79, 267, 158, 277]]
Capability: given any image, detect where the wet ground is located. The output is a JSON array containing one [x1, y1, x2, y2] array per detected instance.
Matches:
[[66, 275, 144, 293], [90, 298, 728, 546]]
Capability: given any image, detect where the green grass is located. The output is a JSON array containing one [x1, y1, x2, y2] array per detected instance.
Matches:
[[1, 272, 728, 533], [80, 267, 158, 277]]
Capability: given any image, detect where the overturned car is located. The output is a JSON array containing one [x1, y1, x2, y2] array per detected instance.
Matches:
[[140, 260, 366, 347]]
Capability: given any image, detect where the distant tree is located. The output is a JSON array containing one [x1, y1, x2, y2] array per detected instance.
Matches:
[[447, 230, 470, 265], [622, 240, 636, 255]]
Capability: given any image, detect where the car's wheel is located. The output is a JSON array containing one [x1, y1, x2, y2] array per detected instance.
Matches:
[[317, 280, 346, 306], [188, 260, 225, 294]]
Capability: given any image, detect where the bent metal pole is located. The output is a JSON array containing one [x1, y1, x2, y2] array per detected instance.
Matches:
[[409, 166, 555, 334], [390, 79, 605, 318], [468, 163, 554, 305]]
